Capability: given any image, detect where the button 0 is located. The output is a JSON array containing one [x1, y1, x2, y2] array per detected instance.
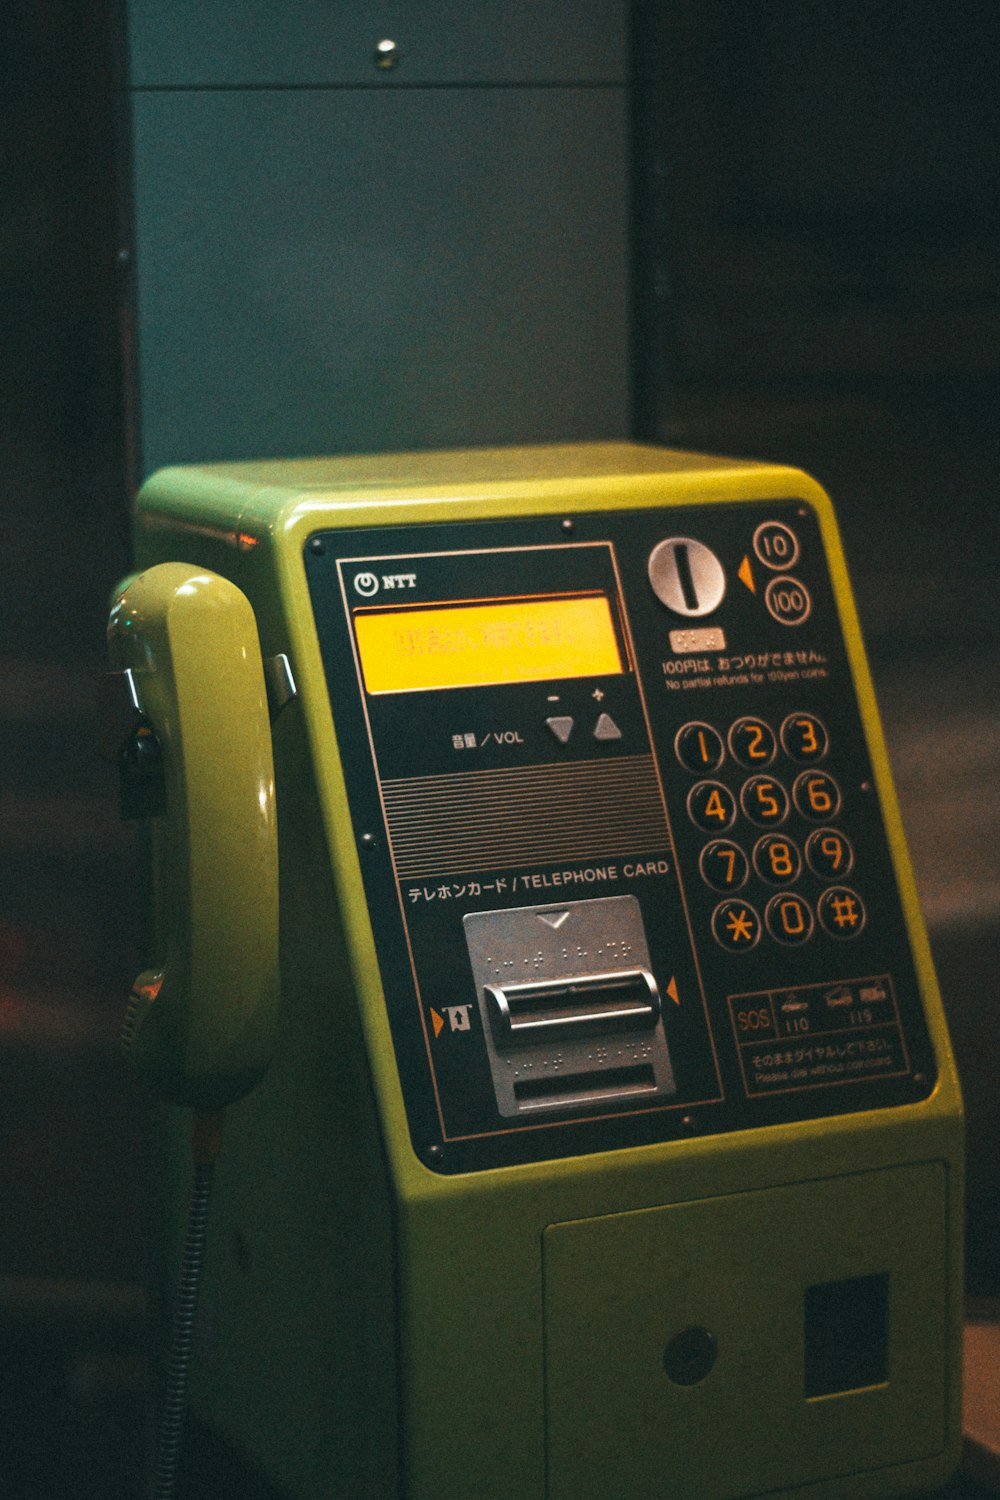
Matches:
[[648, 538, 726, 618], [765, 893, 814, 945]]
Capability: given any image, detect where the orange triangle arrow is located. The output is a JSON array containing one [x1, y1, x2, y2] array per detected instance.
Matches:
[[667, 976, 680, 1005], [738, 555, 756, 593], [431, 1008, 445, 1038]]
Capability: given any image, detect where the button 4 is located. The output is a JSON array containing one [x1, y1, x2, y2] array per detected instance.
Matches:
[[688, 780, 737, 832]]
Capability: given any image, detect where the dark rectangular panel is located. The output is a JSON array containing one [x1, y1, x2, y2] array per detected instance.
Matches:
[[128, 0, 627, 87]]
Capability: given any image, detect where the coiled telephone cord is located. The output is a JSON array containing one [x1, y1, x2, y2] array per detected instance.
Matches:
[[152, 1112, 224, 1500]]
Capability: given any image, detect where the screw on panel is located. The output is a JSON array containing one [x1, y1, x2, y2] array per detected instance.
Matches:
[[561, 518, 575, 534], [360, 832, 377, 851], [309, 537, 325, 556], [374, 38, 400, 69], [426, 1144, 443, 1164]]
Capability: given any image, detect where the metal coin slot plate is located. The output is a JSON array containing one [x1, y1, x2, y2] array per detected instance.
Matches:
[[464, 896, 676, 1118]]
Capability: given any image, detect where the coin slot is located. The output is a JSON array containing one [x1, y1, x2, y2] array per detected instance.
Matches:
[[513, 1063, 657, 1108], [674, 543, 699, 613], [486, 969, 661, 1043]]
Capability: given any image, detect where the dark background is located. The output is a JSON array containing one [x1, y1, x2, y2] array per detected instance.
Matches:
[[1, 2, 997, 1495]]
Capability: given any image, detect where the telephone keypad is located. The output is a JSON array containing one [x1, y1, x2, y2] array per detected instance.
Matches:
[[678, 713, 863, 951]]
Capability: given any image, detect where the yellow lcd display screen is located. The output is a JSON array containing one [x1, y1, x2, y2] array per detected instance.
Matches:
[[354, 595, 623, 694]]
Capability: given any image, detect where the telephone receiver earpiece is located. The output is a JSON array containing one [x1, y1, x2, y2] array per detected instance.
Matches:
[[107, 564, 279, 1110]]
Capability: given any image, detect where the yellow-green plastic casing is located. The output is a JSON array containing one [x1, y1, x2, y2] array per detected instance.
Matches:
[[131, 443, 963, 1500]]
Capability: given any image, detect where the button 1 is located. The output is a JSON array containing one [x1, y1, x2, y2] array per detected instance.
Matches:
[[753, 521, 800, 571], [593, 712, 623, 741], [688, 780, 737, 832], [805, 828, 854, 880], [700, 839, 749, 892], [780, 712, 828, 762], [753, 833, 801, 886], [729, 716, 777, 768], [712, 899, 761, 951], [675, 721, 725, 773], [546, 715, 574, 744], [765, 893, 814, 946], [648, 538, 726, 617], [764, 575, 812, 626], [793, 771, 842, 822], [818, 886, 866, 939], [740, 775, 789, 826]]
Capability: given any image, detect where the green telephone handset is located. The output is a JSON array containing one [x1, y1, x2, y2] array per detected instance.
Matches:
[[107, 563, 279, 1111]]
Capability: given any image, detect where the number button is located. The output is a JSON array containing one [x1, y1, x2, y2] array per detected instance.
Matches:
[[741, 775, 789, 827], [818, 886, 867, 939], [688, 781, 737, 832], [765, 893, 814, 946], [753, 521, 800, 571], [712, 899, 761, 951], [805, 828, 854, 879], [793, 771, 842, 822], [700, 839, 749, 892], [780, 712, 829, 762], [675, 721, 725, 773], [728, 716, 777, 768], [753, 834, 802, 886]]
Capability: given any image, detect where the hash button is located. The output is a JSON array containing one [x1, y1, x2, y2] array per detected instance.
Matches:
[[818, 887, 866, 939]]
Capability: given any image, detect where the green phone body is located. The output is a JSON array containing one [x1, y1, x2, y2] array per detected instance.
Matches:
[[126, 442, 963, 1499]]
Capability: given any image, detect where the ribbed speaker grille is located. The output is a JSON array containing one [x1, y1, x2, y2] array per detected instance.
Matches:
[[382, 755, 669, 879]]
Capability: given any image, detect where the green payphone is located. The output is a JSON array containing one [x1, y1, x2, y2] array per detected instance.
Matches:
[[108, 442, 963, 1499]]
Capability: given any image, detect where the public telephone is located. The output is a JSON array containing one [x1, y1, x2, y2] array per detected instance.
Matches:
[[108, 442, 963, 1499]]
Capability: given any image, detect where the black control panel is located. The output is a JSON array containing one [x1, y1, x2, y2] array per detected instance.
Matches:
[[305, 501, 936, 1172]]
